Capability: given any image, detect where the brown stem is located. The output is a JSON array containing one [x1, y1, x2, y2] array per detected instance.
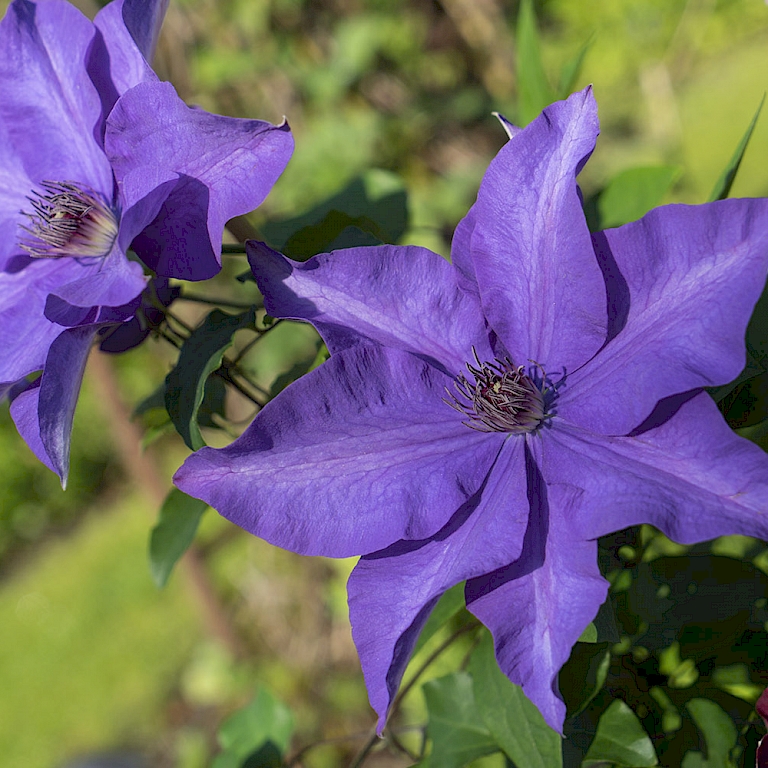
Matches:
[[87, 350, 245, 657]]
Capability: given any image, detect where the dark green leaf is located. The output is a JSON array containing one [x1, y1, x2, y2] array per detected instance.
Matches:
[[413, 583, 466, 656], [281, 212, 384, 260], [149, 488, 208, 588], [423, 672, 499, 768], [468, 632, 563, 768], [212, 687, 294, 768], [708, 95, 765, 202], [681, 699, 738, 768], [261, 169, 408, 253], [597, 166, 680, 229], [165, 308, 255, 450], [582, 699, 658, 767], [562, 645, 611, 720], [558, 34, 594, 98], [516, 0, 556, 125]]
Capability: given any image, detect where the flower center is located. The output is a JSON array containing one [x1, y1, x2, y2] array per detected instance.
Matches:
[[446, 351, 546, 434], [19, 181, 118, 259]]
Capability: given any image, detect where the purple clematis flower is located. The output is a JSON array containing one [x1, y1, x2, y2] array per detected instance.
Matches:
[[0, 0, 293, 483], [174, 88, 768, 731]]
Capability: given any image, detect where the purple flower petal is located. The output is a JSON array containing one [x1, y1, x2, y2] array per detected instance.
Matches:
[[92, 0, 166, 100], [464, 87, 606, 372], [0, 258, 80, 383], [548, 392, 768, 544], [466, 474, 608, 732], [106, 80, 293, 280], [11, 325, 98, 484], [174, 345, 503, 557], [559, 200, 768, 435], [0, 0, 112, 192], [9, 379, 56, 474], [247, 241, 493, 373], [49, 244, 147, 309], [348, 438, 528, 732]]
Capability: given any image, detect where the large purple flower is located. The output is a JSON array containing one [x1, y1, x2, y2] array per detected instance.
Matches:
[[0, 0, 293, 482], [174, 88, 768, 731]]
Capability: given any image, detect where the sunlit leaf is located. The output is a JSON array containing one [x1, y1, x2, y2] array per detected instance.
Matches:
[[413, 583, 466, 656], [516, 0, 556, 125], [423, 672, 499, 768], [582, 699, 658, 767], [468, 632, 563, 768], [708, 95, 765, 202], [681, 698, 738, 768], [597, 166, 680, 229]]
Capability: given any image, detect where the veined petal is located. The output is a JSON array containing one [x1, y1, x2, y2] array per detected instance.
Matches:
[[92, 0, 166, 98], [466, 468, 608, 732], [348, 438, 529, 732], [559, 200, 768, 435], [49, 243, 147, 309], [0, 258, 81, 383], [0, 0, 112, 192], [89, 0, 163, 123], [466, 87, 606, 372], [547, 392, 768, 544], [106, 81, 293, 280], [247, 241, 493, 374], [174, 345, 503, 558]]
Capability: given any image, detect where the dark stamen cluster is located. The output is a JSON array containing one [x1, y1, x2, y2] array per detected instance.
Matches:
[[445, 350, 546, 434], [19, 181, 118, 259]]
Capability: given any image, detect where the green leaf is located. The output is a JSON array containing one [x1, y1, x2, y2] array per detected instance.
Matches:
[[281, 211, 384, 260], [212, 687, 294, 768], [516, 0, 556, 125], [468, 632, 563, 768], [165, 307, 255, 450], [681, 699, 738, 768], [579, 622, 598, 643], [423, 672, 499, 768], [597, 166, 680, 229], [149, 488, 208, 588], [413, 583, 466, 656], [261, 169, 408, 255], [708, 94, 765, 202], [582, 699, 658, 767], [558, 34, 594, 98], [562, 645, 611, 719]]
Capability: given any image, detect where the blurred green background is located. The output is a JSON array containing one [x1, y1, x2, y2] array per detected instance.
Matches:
[[2, 0, 768, 766]]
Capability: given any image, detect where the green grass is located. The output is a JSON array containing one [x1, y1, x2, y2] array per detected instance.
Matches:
[[0, 491, 204, 768]]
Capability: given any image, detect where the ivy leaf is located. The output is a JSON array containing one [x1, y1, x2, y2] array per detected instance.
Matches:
[[582, 699, 658, 767], [423, 672, 499, 768], [468, 632, 563, 768], [681, 699, 739, 768], [149, 488, 208, 588], [165, 307, 255, 450], [597, 166, 680, 229], [212, 687, 294, 768], [708, 95, 765, 202]]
